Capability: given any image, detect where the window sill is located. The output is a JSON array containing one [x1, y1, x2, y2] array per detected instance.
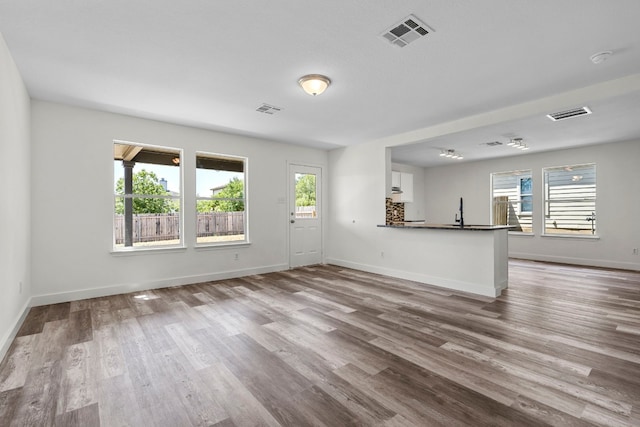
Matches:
[[111, 245, 187, 256], [541, 234, 600, 240], [508, 231, 534, 236], [195, 241, 251, 250]]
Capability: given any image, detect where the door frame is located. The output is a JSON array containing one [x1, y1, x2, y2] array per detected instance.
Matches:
[[287, 161, 324, 268]]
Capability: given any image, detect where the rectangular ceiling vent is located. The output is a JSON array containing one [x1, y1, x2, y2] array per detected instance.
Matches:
[[381, 14, 434, 48], [546, 106, 592, 121], [256, 103, 282, 115], [483, 141, 503, 147]]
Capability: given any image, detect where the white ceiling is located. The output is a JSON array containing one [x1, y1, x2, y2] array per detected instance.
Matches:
[[1, 1, 639, 165]]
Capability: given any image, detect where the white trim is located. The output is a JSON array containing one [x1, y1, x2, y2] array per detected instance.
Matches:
[[195, 241, 251, 250], [30, 263, 288, 307], [110, 245, 187, 256], [509, 231, 534, 236], [509, 252, 639, 271], [0, 297, 32, 363], [540, 234, 599, 240], [325, 258, 503, 298]]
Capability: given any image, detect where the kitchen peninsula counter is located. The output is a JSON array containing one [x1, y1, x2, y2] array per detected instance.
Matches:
[[379, 222, 512, 231], [371, 222, 511, 297]]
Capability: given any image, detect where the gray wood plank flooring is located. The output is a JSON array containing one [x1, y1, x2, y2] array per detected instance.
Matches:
[[1, 260, 639, 426]]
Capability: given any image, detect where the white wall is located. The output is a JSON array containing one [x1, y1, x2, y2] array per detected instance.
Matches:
[[391, 162, 426, 221], [328, 138, 639, 289], [327, 143, 508, 297], [327, 142, 388, 268], [31, 101, 328, 304], [423, 139, 640, 271], [0, 33, 31, 359]]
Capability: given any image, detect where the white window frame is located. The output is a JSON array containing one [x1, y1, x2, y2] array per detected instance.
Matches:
[[542, 163, 597, 238], [195, 152, 248, 247], [490, 170, 533, 234], [112, 140, 184, 252]]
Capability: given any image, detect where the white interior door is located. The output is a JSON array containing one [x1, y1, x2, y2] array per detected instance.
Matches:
[[289, 164, 322, 268]]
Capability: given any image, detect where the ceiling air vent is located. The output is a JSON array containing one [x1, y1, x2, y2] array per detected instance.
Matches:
[[381, 14, 434, 48], [256, 103, 282, 115], [546, 106, 592, 121]]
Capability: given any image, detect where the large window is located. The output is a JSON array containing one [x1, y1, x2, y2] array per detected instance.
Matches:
[[491, 170, 532, 233], [196, 153, 247, 245], [543, 163, 596, 236], [113, 141, 182, 249]]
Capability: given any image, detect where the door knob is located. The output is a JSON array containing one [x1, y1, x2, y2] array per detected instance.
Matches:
[[290, 219, 295, 223]]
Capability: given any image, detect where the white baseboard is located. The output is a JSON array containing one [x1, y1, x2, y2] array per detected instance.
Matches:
[[509, 252, 640, 271], [325, 258, 501, 298], [30, 263, 289, 307], [0, 297, 32, 363]]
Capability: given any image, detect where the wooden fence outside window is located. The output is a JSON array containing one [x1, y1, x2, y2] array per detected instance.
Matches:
[[114, 212, 244, 244]]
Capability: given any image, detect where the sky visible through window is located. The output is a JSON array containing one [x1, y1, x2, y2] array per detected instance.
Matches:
[[113, 161, 239, 196]]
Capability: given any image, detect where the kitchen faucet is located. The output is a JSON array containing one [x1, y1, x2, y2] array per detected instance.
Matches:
[[454, 197, 464, 228]]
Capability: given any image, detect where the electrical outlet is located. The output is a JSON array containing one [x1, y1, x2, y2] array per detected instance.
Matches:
[[234, 253, 239, 261], [633, 248, 639, 255], [381, 251, 384, 258]]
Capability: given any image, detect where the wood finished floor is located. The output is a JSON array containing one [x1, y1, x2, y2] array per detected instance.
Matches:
[[1, 260, 639, 426]]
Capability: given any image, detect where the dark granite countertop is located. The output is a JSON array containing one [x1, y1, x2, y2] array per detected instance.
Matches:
[[378, 222, 513, 231]]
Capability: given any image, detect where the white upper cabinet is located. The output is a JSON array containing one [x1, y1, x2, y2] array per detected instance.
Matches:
[[391, 171, 413, 203], [391, 171, 401, 188]]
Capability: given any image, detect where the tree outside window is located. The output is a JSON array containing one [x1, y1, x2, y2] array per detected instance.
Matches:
[[115, 170, 177, 214], [195, 153, 247, 245], [113, 142, 182, 249], [295, 173, 317, 218]]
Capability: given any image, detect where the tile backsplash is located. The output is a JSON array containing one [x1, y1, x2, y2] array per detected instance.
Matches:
[[385, 198, 405, 224]]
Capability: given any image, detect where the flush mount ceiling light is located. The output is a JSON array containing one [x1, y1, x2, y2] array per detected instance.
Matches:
[[439, 149, 463, 160], [298, 74, 331, 96]]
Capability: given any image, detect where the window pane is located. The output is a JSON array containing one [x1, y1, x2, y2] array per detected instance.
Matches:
[[491, 170, 532, 232], [520, 177, 532, 194], [113, 165, 180, 196], [544, 163, 596, 236], [295, 173, 317, 218], [113, 142, 182, 249], [196, 153, 246, 244], [114, 198, 181, 247], [196, 211, 245, 244]]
